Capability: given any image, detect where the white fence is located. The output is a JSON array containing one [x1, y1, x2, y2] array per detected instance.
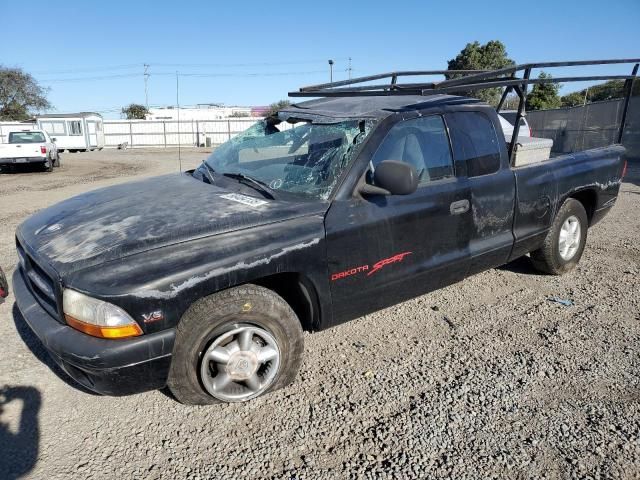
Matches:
[[0, 118, 262, 148], [103, 119, 261, 148]]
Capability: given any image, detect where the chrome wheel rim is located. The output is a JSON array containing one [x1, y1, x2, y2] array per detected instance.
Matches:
[[200, 324, 280, 402], [559, 215, 581, 261]]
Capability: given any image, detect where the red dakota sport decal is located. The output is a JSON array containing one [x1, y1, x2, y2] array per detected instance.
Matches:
[[331, 251, 412, 281]]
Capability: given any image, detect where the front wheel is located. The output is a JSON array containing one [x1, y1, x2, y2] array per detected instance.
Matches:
[[167, 284, 304, 405], [530, 198, 588, 275]]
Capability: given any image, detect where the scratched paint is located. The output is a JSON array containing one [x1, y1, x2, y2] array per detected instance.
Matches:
[[135, 238, 321, 299]]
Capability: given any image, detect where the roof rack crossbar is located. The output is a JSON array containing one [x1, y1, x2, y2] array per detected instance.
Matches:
[[299, 70, 486, 92], [420, 74, 636, 96]]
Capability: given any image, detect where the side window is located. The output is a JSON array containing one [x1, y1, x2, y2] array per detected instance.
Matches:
[[68, 120, 82, 135], [370, 115, 454, 185], [41, 121, 66, 136], [447, 112, 501, 177]]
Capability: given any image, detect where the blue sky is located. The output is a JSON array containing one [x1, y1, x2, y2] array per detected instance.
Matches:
[[3, 0, 639, 118]]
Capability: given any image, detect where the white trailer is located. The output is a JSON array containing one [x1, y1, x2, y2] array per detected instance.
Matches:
[[36, 112, 105, 152]]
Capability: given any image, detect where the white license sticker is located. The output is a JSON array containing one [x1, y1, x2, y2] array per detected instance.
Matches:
[[220, 193, 268, 208]]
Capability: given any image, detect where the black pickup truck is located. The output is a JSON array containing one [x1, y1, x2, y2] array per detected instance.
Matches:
[[13, 76, 629, 404]]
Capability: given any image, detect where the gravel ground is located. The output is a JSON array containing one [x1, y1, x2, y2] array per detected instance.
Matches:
[[0, 150, 639, 480]]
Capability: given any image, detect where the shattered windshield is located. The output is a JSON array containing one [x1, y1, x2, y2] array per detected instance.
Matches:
[[202, 119, 371, 201]]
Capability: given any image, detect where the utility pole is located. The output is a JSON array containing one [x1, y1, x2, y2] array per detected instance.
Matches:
[[176, 71, 181, 171], [328, 59, 334, 83], [144, 63, 150, 109], [348, 57, 352, 80]]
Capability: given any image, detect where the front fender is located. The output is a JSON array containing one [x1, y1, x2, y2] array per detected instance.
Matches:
[[65, 215, 329, 333]]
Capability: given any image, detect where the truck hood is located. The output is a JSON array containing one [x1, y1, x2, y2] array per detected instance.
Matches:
[[17, 173, 327, 275]]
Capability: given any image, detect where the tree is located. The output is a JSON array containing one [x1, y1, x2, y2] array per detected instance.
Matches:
[[560, 79, 640, 107], [526, 72, 561, 111], [446, 40, 515, 105], [0, 66, 51, 120], [560, 91, 586, 107], [264, 99, 291, 117], [121, 103, 149, 119]]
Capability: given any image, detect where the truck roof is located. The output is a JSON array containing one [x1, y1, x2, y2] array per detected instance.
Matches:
[[282, 94, 479, 120]]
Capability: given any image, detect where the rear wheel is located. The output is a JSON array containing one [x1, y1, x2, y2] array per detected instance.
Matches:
[[44, 159, 53, 172], [531, 198, 588, 275], [167, 284, 304, 405]]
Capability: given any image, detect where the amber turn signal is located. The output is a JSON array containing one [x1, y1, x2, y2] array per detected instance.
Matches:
[[65, 314, 143, 339]]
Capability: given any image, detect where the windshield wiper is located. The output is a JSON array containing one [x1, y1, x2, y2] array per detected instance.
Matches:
[[200, 160, 216, 184], [222, 172, 275, 199]]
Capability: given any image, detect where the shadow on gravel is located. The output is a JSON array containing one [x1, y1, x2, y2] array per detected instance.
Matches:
[[0, 385, 41, 479], [12, 303, 98, 396], [497, 255, 544, 276], [0, 163, 50, 175]]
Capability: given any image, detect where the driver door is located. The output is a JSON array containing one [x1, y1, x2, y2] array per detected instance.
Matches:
[[324, 114, 472, 325]]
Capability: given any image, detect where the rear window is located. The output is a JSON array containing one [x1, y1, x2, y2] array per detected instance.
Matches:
[[447, 112, 502, 177], [8, 131, 46, 143], [501, 112, 527, 127]]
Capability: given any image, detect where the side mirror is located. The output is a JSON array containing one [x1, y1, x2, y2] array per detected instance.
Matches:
[[361, 160, 418, 196], [51, 138, 57, 142]]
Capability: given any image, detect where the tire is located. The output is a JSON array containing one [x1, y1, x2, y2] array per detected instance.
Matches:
[[44, 160, 53, 172], [530, 198, 588, 275], [167, 284, 304, 405]]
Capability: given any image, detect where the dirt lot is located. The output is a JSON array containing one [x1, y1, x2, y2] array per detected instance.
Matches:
[[1, 149, 639, 479]]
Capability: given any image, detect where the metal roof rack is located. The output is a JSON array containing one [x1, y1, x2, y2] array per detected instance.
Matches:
[[290, 59, 639, 163]]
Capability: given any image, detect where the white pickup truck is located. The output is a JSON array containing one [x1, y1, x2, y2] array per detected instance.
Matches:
[[0, 130, 60, 173]]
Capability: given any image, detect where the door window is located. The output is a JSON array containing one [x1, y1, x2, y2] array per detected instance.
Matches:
[[370, 115, 454, 186], [447, 111, 501, 177]]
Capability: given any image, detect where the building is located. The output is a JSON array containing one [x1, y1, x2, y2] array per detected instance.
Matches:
[[145, 104, 257, 121], [36, 112, 105, 152]]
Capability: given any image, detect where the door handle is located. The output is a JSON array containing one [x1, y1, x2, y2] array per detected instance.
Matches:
[[450, 199, 470, 215]]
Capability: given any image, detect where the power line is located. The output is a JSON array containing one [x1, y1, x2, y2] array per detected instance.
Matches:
[[151, 58, 349, 68], [32, 64, 142, 75], [31, 58, 350, 75], [38, 70, 328, 83]]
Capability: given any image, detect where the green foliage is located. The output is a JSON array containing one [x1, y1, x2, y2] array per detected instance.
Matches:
[[526, 72, 561, 111], [0, 66, 51, 120], [560, 80, 640, 107], [121, 103, 149, 120], [560, 91, 586, 107], [446, 40, 515, 105], [265, 100, 291, 117]]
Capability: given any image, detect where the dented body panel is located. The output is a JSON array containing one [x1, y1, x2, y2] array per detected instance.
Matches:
[[13, 94, 625, 396]]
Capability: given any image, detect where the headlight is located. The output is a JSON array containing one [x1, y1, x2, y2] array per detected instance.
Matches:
[[63, 289, 142, 339]]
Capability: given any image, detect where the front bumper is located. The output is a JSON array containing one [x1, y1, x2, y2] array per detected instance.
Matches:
[[13, 268, 175, 396], [0, 157, 48, 165]]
